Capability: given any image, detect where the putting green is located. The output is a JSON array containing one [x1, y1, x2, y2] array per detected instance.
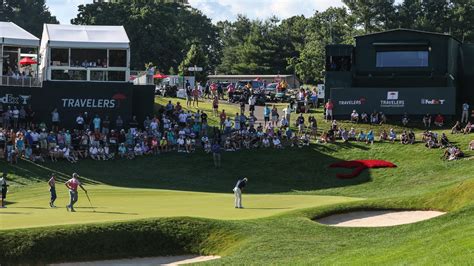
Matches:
[[1, 185, 359, 230]]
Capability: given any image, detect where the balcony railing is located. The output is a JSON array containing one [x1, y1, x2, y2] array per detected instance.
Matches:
[[0, 75, 42, 87]]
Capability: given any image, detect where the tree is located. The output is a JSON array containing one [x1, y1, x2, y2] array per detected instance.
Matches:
[[72, 2, 218, 72], [343, 0, 396, 33], [1, 0, 58, 37], [178, 43, 209, 82]]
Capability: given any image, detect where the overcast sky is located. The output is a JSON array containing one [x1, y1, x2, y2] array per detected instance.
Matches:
[[47, 0, 348, 24]]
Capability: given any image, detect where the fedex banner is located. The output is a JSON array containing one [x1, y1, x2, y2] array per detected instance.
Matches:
[[330, 87, 456, 115]]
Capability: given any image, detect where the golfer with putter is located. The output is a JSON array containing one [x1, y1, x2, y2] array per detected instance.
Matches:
[[233, 177, 248, 209], [0, 172, 9, 208], [65, 173, 87, 212], [48, 173, 57, 208]]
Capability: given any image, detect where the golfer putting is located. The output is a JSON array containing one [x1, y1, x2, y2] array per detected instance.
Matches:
[[233, 177, 248, 208], [0, 172, 9, 208], [65, 173, 87, 212], [48, 173, 57, 208]]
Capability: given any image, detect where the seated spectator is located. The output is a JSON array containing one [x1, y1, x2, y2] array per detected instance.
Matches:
[[134, 143, 144, 156], [348, 128, 356, 140], [370, 112, 379, 124], [379, 130, 388, 142], [400, 131, 408, 145], [469, 140, 474, 150], [379, 112, 387, 125], [204, 140, 212, 153], [366, 130, 374, 145], [463, 122, 472, 134], [272, 137, 283, 149], [360, 112, 368, 123], [389, 129, 397, 143], [408, 130, 416, 144], [440, 133, 450, 147], [262, 136, 271, 148], [300, 134, 310, 147], [451, 121, 462, 134], [358, 131, 366, 142], [442, 146, 464, 161], [434, 114, 444, 127], [341, 128, 349, 142], [402, 113, 409, 126], [350, 110, 359, 123], [423, 114, 432, 128]]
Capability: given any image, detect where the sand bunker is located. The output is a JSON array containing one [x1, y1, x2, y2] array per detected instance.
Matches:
[[316, 210, 445, 227], [52, 255, 221, 266]]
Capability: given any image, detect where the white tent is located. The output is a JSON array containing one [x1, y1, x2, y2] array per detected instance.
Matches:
[[0, 22, 40, 47], [41, 24, 130, 49]]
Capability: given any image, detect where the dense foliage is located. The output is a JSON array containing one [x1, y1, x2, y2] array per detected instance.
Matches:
[[0, 0, 58, 37], [2, 0, 474, 83]]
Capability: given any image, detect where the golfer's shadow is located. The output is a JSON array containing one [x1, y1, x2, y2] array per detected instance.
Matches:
[[242, 207, 291, 210], [75, 207, 139, 215]]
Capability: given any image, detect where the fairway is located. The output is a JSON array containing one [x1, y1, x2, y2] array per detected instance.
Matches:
[[2, 185, 359, 230]]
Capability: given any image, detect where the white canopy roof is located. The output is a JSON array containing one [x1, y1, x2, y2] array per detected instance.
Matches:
[[0, 22, 40, 47], [42, 24, 130, 49]]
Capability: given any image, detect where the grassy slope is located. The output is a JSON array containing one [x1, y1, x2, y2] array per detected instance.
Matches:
[[1, 98, 474, 264]]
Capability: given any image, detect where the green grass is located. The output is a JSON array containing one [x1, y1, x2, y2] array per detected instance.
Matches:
[[1, 102, 474, 264]]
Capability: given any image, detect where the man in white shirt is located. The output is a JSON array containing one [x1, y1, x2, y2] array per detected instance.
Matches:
[[461, 102, 470, 123], [283, 105, 292, 122], [351, 110, 359, 123]]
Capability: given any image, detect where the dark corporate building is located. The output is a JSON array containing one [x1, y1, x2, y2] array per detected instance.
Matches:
[[0, 22, 154, 128], [325, 29, 473, 117]]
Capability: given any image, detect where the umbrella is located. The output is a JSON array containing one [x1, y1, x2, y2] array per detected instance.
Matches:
[[153, 73, 168, 79], [19, 57, 37, 66]]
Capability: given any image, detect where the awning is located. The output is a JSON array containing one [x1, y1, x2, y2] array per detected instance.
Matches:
[[0, 22, 40, 47]]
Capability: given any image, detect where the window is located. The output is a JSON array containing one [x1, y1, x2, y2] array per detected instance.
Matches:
[[108, 71, 125, 81], [51, 70, 86, 81], [70, 49, 107, 67], [109, 50, 127, 67], [91, 70, 107, 81], [376, 51, 428, 68], [51, 48, 69, 66]]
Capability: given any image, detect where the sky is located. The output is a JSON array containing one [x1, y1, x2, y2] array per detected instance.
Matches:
[[46, 0, 347, 24]]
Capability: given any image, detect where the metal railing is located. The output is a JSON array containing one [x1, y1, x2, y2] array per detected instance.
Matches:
[[0, 75, 42, 87], [130, 70, 154, 85]]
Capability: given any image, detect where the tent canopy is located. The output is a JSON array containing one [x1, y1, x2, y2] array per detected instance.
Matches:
[[0, 22, 40, 47], [43, 24, 130, 49]]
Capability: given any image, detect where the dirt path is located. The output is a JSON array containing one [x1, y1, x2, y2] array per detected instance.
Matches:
[[316, 210, 445, 227], [51, 255, 221, 266]]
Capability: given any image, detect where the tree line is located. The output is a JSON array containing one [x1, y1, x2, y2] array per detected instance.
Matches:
[[2, 0, 474, 84]]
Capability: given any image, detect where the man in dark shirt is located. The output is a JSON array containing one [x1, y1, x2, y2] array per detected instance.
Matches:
[[233, 177, 248, 208]]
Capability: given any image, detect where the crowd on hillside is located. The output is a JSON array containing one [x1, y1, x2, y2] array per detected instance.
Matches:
[[0, 96, 472, 165]]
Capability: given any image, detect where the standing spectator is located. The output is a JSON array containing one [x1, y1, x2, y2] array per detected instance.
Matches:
[[102, 115, 110, 135], [83, 112, 91, 131], [51, 108, 60, 132], [129, 116, 139, 133], [263, 105, 271, 126], [25, 104, 34, 128], [93, 114, 101, 133], [311, 88, 318, 108], [211, 141, 221, 168], [48, 173, 57, 208], [219, 110, 226, 130], [76, 113, 84, 130], [271, 106, 279, 126], [213, 96, 219, 116], [248, 94, 256, 114], [0, 173, 8, 208], [192, 85, 199, 107], [19, 106, 26, 129], [186, 80, 192, 107], [325, 99, 334, 121], [12, 106, 19, 129], [461, 102, 470, 123], [283, 104, 292, 123], [423, 113, 432, 128], [116, 115, 124, 131]]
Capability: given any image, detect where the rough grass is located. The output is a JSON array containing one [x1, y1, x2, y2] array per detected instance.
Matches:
[[1, 101, 473, 264]]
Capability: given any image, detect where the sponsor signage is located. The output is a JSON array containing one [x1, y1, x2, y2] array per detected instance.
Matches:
[[0, 94, 31, 105], [338, 97, 366, 105], [421, 99, 446, 105], [61, 93, 127, 109], [380, 91, 404, 108]]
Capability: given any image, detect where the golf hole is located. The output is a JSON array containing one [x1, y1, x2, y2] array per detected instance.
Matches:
[[316, 210, 446, 227]]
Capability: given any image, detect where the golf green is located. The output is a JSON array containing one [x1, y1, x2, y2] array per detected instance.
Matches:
[[2, 185, 359, 230]]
